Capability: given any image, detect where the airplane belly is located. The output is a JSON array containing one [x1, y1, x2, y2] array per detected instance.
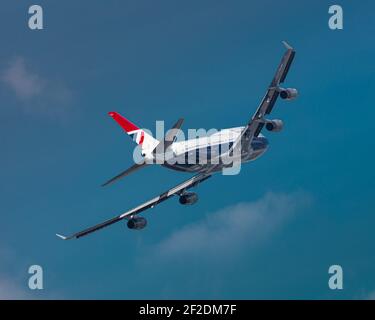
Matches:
[[162, 163, 206, 173], [163, 136, 268, 172]]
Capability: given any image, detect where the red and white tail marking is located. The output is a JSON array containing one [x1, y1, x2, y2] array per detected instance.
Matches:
[[108, 112, 139, 134], [108, 112, 159, 153]]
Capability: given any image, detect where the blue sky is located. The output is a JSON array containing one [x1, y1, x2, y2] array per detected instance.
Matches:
[[0, 0, 374, 299]]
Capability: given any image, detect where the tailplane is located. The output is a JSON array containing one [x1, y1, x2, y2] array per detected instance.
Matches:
[[104, 112, 184, 186]]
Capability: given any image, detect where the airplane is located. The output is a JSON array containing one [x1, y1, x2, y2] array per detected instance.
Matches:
[[56, 41, 297, 240]]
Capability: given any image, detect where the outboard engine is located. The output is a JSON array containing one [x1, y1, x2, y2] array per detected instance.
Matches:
[[280, 88, 298, 100], [179, 192, 198, 205], [127, 217, 147, 230], [265, 119, 284, 132]]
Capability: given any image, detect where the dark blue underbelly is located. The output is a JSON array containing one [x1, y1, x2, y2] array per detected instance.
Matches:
[[163, 137, 269, 172]]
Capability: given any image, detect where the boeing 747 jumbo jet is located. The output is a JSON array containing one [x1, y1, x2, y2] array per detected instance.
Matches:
[[57, 41, 297, 240]]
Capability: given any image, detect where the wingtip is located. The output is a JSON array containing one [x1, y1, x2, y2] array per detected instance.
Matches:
[[101, 178, 112, 187], [282, 40, 293, 50], [56, 233, 69, 240]]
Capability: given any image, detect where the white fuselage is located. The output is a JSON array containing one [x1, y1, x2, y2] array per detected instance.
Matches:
[[162, 127, 269, 173]]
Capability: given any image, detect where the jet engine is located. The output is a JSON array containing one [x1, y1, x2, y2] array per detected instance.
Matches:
[[280, 88, 298, 100], [266, 119, 283, 132], [127, 217, 147, 230], [179, 192, 198, 205]]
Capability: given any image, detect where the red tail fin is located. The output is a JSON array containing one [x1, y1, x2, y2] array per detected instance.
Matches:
[[108, 112, 139, 133], [107, 111, 159, 153]]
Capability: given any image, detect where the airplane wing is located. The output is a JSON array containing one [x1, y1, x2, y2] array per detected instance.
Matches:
[[57, 173, 211, 240], [231, 41, 296, 154]]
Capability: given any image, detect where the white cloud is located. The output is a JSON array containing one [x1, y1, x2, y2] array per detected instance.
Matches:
[[1, 57, 44, 100], [131, 191, 312, 298], [152, 191, 312, 262], [0, 277, 29, 300], [0, 246, 62, 300], [0, 247, 29, 300], [1, 57, 72, 117]]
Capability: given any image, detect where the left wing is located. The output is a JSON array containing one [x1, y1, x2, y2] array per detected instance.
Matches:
[[56, 173, 211, 240]]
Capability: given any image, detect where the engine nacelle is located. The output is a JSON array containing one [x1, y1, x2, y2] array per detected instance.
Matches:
[[280, 88, 298, 100], [127, 217, 147, 230], [266, 119, 283, 132], [179, 192, 198, 205]]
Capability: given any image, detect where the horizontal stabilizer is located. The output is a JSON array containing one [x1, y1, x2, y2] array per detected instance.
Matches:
[[154, 118, 184, 154], [101, 162, 147, 187], [163, 118, 184, 150]]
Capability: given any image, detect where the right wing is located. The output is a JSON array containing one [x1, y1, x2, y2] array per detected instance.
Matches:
[[57, 173, 211, 240], [249, 41, 296, 138], [207, 41, 296, 171], [229, 41, 296, 155]]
